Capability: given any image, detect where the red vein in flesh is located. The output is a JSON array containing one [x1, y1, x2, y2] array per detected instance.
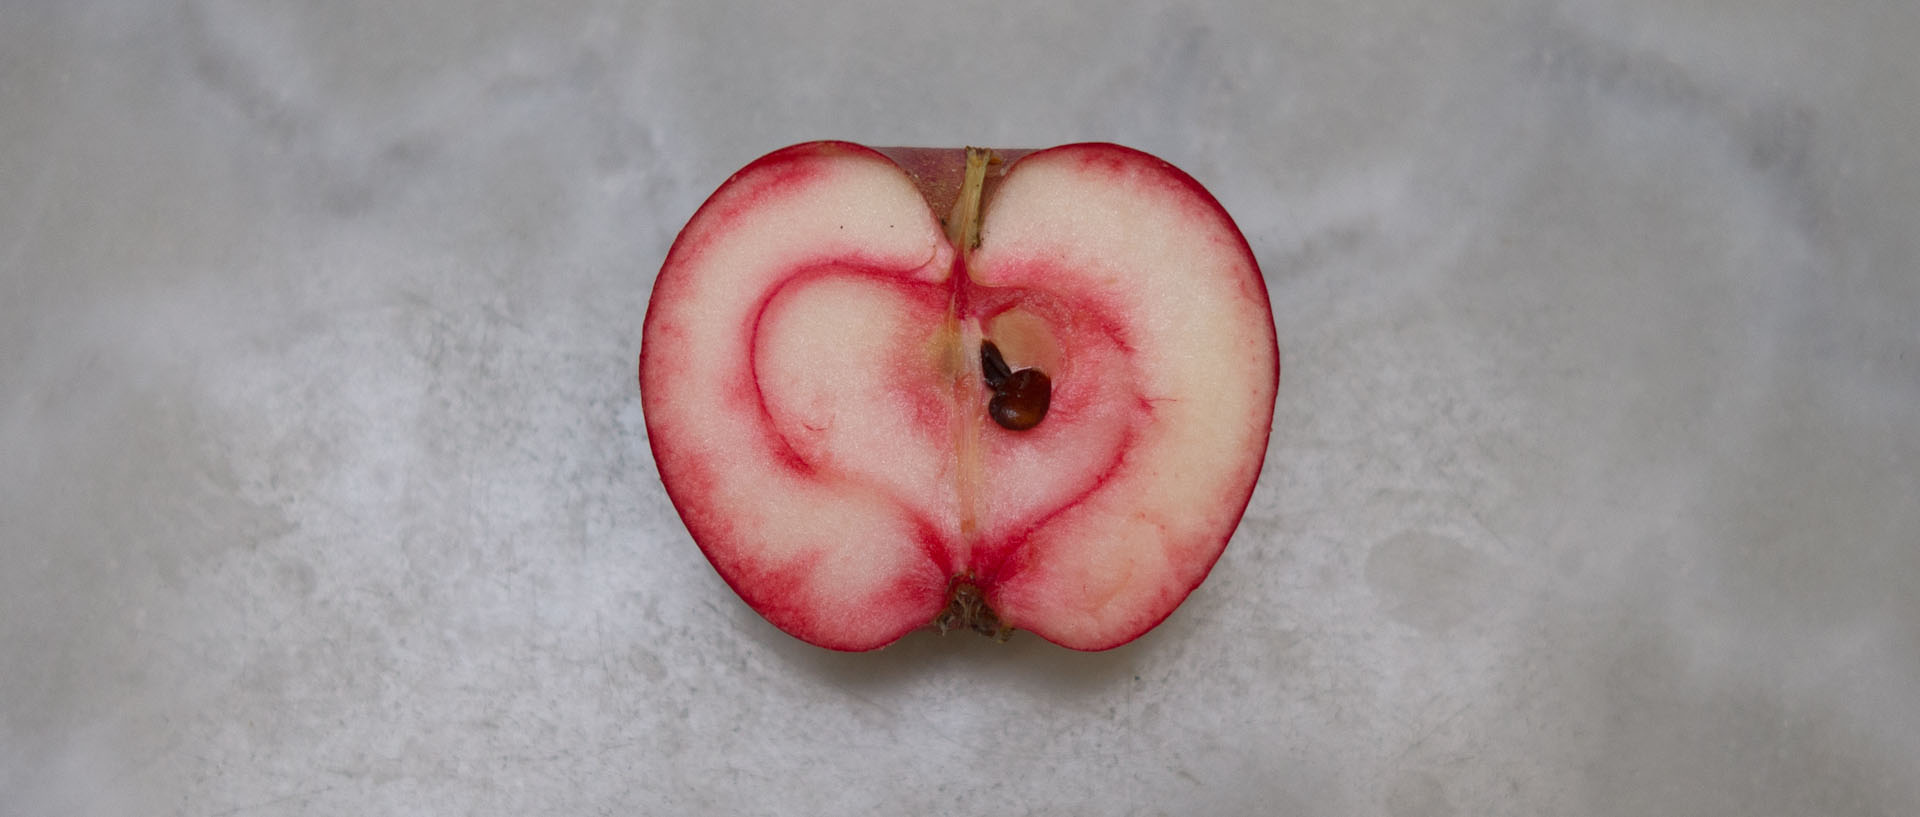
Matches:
[[744, 259, 954, 571]]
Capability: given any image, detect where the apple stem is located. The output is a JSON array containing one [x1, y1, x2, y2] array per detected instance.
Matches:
[[945, 147, 991, 253]]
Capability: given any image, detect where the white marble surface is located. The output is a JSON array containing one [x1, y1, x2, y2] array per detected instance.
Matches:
[[5, 0, 1918, 814]]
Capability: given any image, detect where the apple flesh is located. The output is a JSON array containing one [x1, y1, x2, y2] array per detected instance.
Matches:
[[640, 141, 1278, 651]]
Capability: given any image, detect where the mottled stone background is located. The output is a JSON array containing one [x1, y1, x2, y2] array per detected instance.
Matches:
[[5, 1, 1917, 814]]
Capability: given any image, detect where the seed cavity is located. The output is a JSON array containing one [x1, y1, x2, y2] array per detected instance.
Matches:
[[980, 341, 1051, 431]]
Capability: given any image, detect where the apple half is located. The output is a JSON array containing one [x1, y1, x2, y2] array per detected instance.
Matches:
[[639, 142, 1278, 651]]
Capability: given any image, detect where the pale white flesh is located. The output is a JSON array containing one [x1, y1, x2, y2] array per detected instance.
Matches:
[[640, 142, 1277, 651]]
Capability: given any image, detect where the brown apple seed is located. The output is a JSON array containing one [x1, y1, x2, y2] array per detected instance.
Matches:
[[988, 369, 1051, 431], [979, 340, 1013, 389]]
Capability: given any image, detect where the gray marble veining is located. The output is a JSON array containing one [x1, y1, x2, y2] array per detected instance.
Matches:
[[5, 1, 1917, 814]]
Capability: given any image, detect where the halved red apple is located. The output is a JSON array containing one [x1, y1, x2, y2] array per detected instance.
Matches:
[[639, 141, 1278, 651]]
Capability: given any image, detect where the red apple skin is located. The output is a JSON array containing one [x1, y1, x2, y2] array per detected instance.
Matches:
[[641, 141, 1278, 651]]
